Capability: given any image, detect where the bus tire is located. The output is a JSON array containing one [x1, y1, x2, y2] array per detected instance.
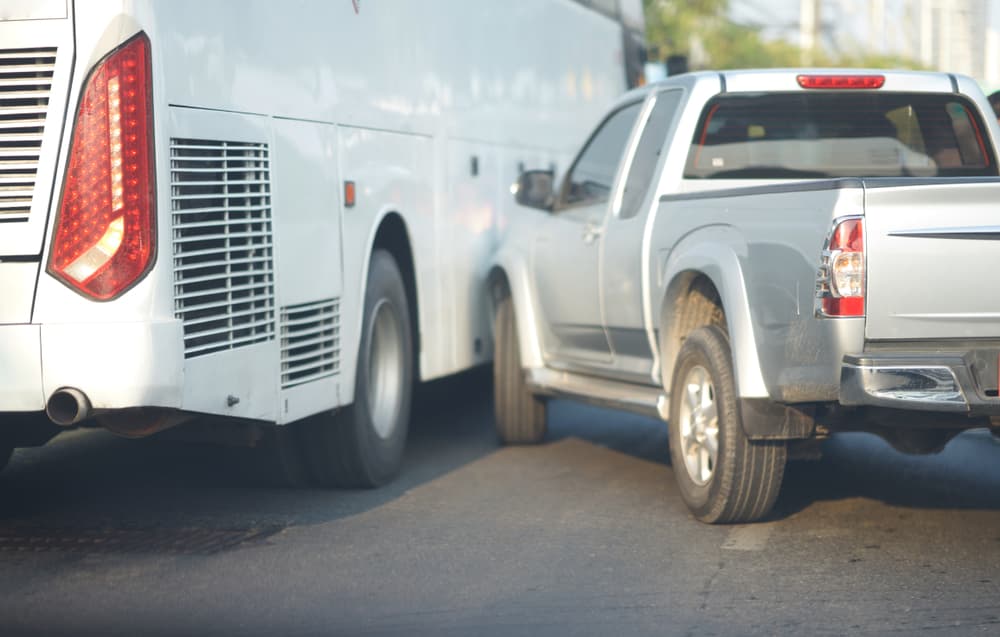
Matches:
[[668, 326, 785, 523], [0, 442, 12, 474], [266, 424, 312, 487], [305, 249, 413, 488], [493, 295, 546, 444]]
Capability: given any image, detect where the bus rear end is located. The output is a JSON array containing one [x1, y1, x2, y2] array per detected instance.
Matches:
[[1, 3, 187, 462]]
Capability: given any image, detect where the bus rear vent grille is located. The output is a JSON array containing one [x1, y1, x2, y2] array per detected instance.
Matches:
[[171, 139, 275, 358], [0, 47, 55, 221], [280, 299, 340, 389]]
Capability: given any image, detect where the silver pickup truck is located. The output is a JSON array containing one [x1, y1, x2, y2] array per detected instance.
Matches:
[[489, 69, 1000, 523]]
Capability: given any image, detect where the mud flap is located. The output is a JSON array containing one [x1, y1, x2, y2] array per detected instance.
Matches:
[[740, 398, 816, 440]]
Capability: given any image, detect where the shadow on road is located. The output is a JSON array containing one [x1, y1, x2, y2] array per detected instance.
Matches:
[[0, 367, 501, 528], [542, 396, 1000, 518], [775, 430, 1000, 517], [3, 366, 1000, 530]]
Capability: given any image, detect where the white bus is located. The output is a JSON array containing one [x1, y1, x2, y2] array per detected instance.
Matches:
[[0, 0, 645, 486]]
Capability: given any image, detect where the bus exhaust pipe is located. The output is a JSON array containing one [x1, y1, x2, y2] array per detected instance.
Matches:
[[46, 388, 92, 426]]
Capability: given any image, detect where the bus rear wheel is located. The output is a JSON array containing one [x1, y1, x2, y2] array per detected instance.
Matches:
[[0, 442, 12, 474], [265, 423, 312, 487], [304, 249, 413, 488]]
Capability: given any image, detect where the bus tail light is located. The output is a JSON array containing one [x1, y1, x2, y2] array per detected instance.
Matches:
[[48, 33, 154, 300], [817, 217, 865, 317]]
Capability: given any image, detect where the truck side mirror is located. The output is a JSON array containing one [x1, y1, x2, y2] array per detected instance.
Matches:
[[512, 169, 555, 211]]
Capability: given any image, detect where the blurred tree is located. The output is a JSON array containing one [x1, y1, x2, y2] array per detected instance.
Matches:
[[643, 0, 924, 71], [706, 20, 801, 68], [644, 0, 727, 66]]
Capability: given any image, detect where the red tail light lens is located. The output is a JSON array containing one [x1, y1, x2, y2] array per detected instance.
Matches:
[[797, 75, 885, 89], [48, 33, 154, 300], [818, 218, 865, 317]]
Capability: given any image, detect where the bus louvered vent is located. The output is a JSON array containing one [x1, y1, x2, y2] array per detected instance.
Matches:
[[280, 299, 341, 389], [0, 47, 55, 220], [171, 139, 275, 358]]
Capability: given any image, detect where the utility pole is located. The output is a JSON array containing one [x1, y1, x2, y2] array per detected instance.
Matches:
[[869, 0, 885, 55], [800, 0, 821, 65]]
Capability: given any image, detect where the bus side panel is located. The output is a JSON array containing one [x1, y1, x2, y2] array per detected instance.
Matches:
[[168, 107, 279, 422], [148, 0, 629, 390], [444, 139, 500, 372], [150, 0, 624, 151], [270, 119, 344, 424], [337, 126, 435, 396], [444, 140, 576, 376]]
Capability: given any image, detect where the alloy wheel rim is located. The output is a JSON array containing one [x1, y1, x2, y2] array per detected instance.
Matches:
[[367, 299, 404, 440], [678, 365, 719, 486]]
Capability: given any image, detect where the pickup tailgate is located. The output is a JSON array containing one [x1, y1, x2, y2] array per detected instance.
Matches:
[[864, 179, 1000, 340]]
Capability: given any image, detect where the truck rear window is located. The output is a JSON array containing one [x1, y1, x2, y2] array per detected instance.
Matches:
[[684, 92, 997, 179]]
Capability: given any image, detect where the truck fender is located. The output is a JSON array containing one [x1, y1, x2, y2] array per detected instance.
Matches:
[[487, 247, 545, 370], [657, 227, 769, 400]]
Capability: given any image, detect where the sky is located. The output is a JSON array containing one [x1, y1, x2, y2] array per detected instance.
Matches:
[[727, 0, 1000, 88], [730, 0, 1000, 49]]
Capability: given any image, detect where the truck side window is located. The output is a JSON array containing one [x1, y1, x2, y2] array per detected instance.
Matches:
[[560, 101, 642, 209], [618, 90, 682, 220]]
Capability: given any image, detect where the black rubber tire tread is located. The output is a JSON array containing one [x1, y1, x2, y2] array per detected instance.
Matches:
[[493, 295, 546, 444], [266, 423, 312, 488], [0, 443, 12, 474], [303, 249, 413, 488], [677, 278, 726, 337], [668, 325, 785, 524]]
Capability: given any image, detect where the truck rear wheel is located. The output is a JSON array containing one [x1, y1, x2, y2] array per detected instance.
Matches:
[[668, 326, 785, 523], [304, 249, 413, 488], [493, 295, 546, 443]]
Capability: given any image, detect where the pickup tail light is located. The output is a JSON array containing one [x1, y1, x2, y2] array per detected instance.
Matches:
[[48, 33, 154, 300], [817, 217, 865, 317]]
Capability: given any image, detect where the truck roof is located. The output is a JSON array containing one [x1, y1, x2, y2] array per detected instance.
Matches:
[[618, 68, 980, 108]]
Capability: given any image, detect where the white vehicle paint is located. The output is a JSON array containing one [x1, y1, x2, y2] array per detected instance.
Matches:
[[0, 0, 645, 484]]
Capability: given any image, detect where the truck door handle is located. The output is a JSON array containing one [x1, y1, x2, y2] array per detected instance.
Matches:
[[582, 223, 603, 244]]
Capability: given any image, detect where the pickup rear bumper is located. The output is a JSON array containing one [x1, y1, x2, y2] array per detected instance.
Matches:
[[840, 353, 1000, 416]]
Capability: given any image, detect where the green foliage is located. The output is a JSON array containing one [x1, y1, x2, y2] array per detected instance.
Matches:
[[643, 0, 925, 71], [706, 20, 801, 69], [643, 0, 728, 55]]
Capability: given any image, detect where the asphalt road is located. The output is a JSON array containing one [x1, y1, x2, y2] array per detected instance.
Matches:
[[3, 368, 1000, 636]]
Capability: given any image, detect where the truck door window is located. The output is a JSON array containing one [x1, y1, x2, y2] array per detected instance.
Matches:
[[618, 90, 682, 220], [684, 92, 997, 179], [559, 101, 642, 209]]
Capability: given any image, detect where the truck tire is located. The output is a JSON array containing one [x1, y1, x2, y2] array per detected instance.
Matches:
[[304, 249, 413, 488], [668, 326, 785, 523], [493, 295, 546, 443]]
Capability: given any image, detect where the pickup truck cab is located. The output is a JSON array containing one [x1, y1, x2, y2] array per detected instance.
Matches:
[[489, 69, 1000, 523]]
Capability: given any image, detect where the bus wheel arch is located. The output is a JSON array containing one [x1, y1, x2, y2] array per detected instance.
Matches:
[[303, 212, 418, 488], [372, 212, 419, 381]]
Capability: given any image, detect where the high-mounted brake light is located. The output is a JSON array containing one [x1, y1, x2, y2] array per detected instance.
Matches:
[[817, 217, 865, 317], [48, 33, 154, 300], [797, 74, 885, 89]]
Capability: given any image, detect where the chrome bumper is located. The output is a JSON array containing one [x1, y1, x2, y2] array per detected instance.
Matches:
[[840, 353, 999, 415]]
